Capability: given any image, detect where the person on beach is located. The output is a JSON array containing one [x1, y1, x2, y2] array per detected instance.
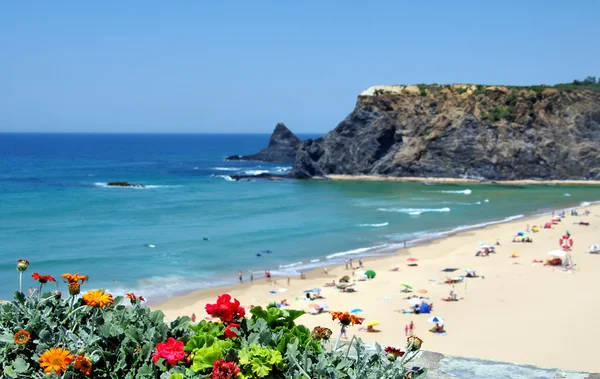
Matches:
[[345, 259, 349, 270], [409, 321, 414, 336], [287, 276, 290, 286], [324, 267, 328, 274], [238, 271, 243, 283], [341, 327, 348, 339], [349, 259, 353, 269], [359, 258, 363, 268], [250, 272, 254, 282], [352, 269, 355, 277], [191, 313, 196, 322], [405, 324, 409, 336], [404, 240, 407, 248]]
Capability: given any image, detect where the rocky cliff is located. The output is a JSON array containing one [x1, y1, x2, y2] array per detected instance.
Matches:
[[227, 123, 301, 162], [292, 84, 600, 180]]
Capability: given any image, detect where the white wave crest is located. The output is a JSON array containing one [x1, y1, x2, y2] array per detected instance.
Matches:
[[279, 261, 303, 268], [359, 222, 389, 227], [244, 170, 270, 175], [326, 244, 388, 259], [213, 175, 236, 182], [213, 167, 240, 171], [310, 259, 320, 263], [273, 166, 292, 172], [377, 207, 451, 215], [439, 189, 472, 195], [564, 193, 571, 197]]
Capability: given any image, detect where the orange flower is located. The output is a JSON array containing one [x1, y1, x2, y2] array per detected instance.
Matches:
[[14, 330, 30, 345], [407, 336, 423, 350], [330, 311, 363, 326], [39, 347, 74, 374], [82, 290, 114, 308], [62, 273, 88, 284], [32, 273, 56, 284], [74, 355, 92, 376], [126, 292, 146, 305], [68, 282, 81, 296]]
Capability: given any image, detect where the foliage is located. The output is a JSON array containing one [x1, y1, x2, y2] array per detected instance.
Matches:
[[482, 106, 510, 122], [416, 84, 428, 97], [1, 260, 426, 378], [0, 291, 192, 378], [455, 87, 468, 95]]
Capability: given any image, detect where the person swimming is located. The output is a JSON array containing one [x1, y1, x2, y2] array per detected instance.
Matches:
[[203, 237, 210, 241], [256, 253, 262, 257]]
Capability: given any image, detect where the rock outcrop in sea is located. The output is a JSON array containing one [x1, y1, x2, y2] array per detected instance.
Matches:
[[292, 84, 600, 180], [227, 123, 301, 163], [106, 182, 145, 188]]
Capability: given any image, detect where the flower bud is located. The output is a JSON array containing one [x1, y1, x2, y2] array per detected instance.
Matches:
[[54, 290, 62, 299], [387, 353, 397, 361], [68, 282, 81, 296], [17, 259, 29, 272]]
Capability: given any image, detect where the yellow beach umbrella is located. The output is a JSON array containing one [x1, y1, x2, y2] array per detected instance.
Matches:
[[511, 251, 520, 258], [366, 320, 380, 327]]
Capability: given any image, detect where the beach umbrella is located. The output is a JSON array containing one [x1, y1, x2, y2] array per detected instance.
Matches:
[[355, 270, 366, 277], [465, 269, 476, 274], [406, 257, 418, 262], [365, 270, 376, 279], [480, 244, 490, 249], [366, 320, 380, 327], [511, 251, 520, 258], [401, 283, 413, 290], [416, 289, 428, 294], [408, 298, 422, 306], [350, 308, 363, 313], [307, 303, 321, 310], [427, 316, 445, 323], [517, 232, 525, 236], [548, 250, 567, 258], [589, 244, 600, 253], [312, 288, 322, 293], [278, 288, 287, 293]]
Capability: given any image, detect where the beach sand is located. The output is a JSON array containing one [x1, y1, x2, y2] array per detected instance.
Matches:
[[155, 204, 600, 372]]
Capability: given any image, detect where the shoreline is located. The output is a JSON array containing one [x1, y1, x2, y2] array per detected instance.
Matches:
[[324, 174, 600, 186], [148, 199, 597, 306], [155, 202, 600, 371]]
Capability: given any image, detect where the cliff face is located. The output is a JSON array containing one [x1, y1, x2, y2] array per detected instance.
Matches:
[[227, 123, 301, 162], [292, 85, 600, 180]]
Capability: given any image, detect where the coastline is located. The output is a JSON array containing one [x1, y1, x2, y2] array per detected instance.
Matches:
[[324, 174, 600, 186], [154, 202, 600, 371]]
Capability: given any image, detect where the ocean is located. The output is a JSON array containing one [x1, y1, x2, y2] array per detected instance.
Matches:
[[1, 133, 598, 302]]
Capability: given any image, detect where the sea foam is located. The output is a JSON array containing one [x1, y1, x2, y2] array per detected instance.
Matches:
[[377, 207, 451, 215]]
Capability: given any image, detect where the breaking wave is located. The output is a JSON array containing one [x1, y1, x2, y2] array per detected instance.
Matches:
[[377, 207, 451, 215], [439, 189, 472, 195], [359, 222, 389, 227]]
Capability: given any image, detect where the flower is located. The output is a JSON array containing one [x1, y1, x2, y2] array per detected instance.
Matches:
[[32, 273, 57, 284], [126, 292, 146, 305], [205, 294, 246, 323], [384, 346, 405, 361], [152, 337, 185, 365], [224, 323, 240, 339], [68, 282, 81, 296], [74, 356, 92, 376], [17, 259, 29, 272], [330, 311, 363, 327], [82, 290, 114, 308], [407, 336, 423, 351], [211, 359, 240, 379], [39, 347, 74, 374], [14, 330, 30, 345], [62, 273, 88, 284], [312, 326, 333, 340]]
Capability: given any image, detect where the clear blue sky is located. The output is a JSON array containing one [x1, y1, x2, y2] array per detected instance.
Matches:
[[1, 1, 598, 133]]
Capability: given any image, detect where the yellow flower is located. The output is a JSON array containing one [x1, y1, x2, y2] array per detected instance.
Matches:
[[14, 330, 30, 345], [39, 347, 74, 374], [82, 289, 114, 308], [407, 336, 423, 351], [74, 355, 92, 376]]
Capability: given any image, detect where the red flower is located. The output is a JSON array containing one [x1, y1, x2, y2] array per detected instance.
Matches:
[[32, 273, 56, 284], [152, 337, 185, 365], [205, 294, 245, 323], [224, 323, 240, 339], [211, 359, 240, 379], [126, 292, 145, 305], [139, 295, 146, 302], [384, 346, 405, 360]]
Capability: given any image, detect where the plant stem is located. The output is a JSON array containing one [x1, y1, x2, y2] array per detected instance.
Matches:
[[19, 272, 23, 294], [345, 335, 356, 357], [333, 326, 345, 351], [291, 355, 311, 379]]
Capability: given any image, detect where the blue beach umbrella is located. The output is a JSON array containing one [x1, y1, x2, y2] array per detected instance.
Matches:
[[350, 308, 363, 313], [427, 316, 445, 323]]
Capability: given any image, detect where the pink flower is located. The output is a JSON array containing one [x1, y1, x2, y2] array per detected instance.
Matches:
[[152, 337, 185, 365], [211, 359, 240, 379], [224, 323, 240, 339], [205, 294, 245, 323]]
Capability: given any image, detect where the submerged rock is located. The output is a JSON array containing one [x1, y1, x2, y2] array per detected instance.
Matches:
[[226, 123, 301, 162], [106, 181, 145, 188], [292, 84, 600, 180]]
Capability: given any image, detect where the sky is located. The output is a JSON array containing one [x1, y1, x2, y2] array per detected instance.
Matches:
[[1, 1, 599, 134]]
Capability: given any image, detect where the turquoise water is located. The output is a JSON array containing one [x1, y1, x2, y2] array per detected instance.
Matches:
[[1, 133, 598, 302]]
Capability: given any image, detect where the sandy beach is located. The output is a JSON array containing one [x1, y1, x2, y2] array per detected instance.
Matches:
[[156, 203, 600, 372]]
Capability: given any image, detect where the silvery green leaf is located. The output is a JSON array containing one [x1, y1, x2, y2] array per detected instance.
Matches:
[[13, 357, 29, 373]]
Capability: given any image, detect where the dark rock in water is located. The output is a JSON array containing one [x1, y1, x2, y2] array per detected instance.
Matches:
[[292, 84, 600, 180], [226, 123, 301, 162], [229, 173, 287, 181], [106, 181, 145, 188]]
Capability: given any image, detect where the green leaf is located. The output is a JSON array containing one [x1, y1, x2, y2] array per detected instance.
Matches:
[[13, 357, 29, 373], [191, 343, 223, 372], [3, 365, 17, 379], [251, 357, 271, 377], [169, 374, 184, 379], [0, 333, 14, 343]]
